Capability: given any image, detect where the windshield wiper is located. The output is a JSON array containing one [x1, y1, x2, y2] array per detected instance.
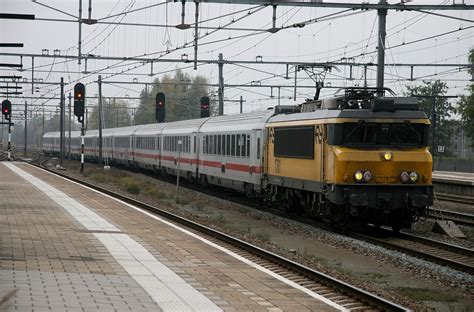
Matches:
[[404, 120, 421, 142], [344, 120, 365, 141]]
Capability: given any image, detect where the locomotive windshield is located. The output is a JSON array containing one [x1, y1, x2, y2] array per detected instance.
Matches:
[[339, 121, 428, 147]]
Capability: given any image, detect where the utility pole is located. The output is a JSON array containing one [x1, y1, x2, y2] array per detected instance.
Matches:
[[42, 105, 44, 147], [78, 0, 82, 65], [1, 114, 3, 151], [431, 97, 436, 157], [68, 93, 71, 159], [240, 96, 243, 114], [24, 100, 27, 156], [194, 0, 199, 70], [376, 0, 387, 97], [218, 53, 224, 115], [59, 77, 65, 167], [98, 75, 103, 167]]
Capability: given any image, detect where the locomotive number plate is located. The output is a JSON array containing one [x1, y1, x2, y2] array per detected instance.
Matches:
[[375, 176, 397, 183]]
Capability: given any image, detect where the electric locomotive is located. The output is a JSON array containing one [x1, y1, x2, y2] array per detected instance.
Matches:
[[264, 89, 433, 231], [42, 89, 432, 232]]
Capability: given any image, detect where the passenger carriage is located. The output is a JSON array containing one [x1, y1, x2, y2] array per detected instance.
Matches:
[[133, 124, 166, 171], [198, 111, 273, 194], [160, 118, 208, 179], [42, 132, 57, 154], [111, 126, 140, 166], [84, 130, 99, 160]]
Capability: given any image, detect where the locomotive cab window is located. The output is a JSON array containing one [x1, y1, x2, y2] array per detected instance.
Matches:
[[328, 122, 429, 147]]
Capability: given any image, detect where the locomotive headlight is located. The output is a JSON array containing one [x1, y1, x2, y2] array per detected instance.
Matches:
[[409, 171, 418, 183], [354, 170, 364, 182], [400, 171, 410, 183], [363, 170, 373, 182], [383, 152, 392, 161]]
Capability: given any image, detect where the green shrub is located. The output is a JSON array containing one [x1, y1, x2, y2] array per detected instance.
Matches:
[[126, 182, 140, 194], [119, 177, 141, 194], [145, 187, 168, 200]]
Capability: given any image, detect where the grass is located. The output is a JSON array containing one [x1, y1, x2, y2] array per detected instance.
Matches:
[[396, 287, 458, 302], [191, 200, 207, 211], [119, 176, 141, 194], [89, 172, 108, 183], [255, 231, 271, 242], [144, 185, 168, 200], [213, 214, 227, 225], [362, 272, 387, 280]]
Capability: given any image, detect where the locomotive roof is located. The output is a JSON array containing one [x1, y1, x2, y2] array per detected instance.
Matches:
[[268, 108, 428, 124]]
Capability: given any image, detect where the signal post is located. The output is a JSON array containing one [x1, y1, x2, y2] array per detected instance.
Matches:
[[74, 83, 85, 173], [2, 100, 13, 161]]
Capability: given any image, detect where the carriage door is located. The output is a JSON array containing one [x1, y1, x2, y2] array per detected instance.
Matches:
[[255, 129, 262, 170], [192, 132, 198, 178]]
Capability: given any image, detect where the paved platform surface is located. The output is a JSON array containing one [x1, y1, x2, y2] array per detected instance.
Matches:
[[433, 171, 474, 186], [0, 162, 343, 312]]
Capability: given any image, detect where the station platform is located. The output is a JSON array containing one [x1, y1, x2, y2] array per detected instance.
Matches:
[[432, 171, 474, 186], [432, 171, 474, 197], [0, 162, 343, 312]]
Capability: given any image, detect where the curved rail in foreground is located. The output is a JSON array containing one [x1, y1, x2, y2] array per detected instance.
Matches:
[[24, 160, 408, 312]]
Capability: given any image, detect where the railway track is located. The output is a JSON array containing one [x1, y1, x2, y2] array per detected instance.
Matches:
[[350, 229, 474, 275], [22, 156, 474, 299], [19, 158, 408, 311], [426, 207, 474, 227], [435, 193, 474, 206]]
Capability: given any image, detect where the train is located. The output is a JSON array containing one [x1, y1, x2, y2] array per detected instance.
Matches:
[[43, 89, 433, 231]]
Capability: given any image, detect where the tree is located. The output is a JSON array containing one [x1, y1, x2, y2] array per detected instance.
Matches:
[[87, 99, 132, 130], [457, 48, 474, 148], [133, 70, 214, 125], [406, 80, 456, 156]]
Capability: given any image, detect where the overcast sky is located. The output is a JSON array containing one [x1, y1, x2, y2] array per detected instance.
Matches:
[[1, 0, 472, 116]]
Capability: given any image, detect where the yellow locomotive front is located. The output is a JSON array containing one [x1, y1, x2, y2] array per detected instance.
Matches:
[[264, 92, 433, 231], [325, 115, 433, 230]]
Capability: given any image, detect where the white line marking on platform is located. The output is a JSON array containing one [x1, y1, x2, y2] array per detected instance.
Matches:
[[22, 163, 349, 311], [4, 163, 222, 312]]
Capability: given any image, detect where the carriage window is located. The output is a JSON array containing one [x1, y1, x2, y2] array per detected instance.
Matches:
[[246, 135, 250, 158], [236, 134, 242, 157], [231, 135, 236, 156], [241, 134, 246, 158], [222, 135, 226, 156], [257, 138, 261, 160]]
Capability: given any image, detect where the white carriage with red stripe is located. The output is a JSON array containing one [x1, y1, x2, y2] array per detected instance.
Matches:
[[197, 111, 273, 194]]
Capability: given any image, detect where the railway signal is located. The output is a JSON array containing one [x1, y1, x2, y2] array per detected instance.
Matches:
[[1, 99, 13, 161], [2, 99, 12, 121], [156, 92, 166, 123], [200, 96, 210, 118], [74, 83, 85, 122]]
